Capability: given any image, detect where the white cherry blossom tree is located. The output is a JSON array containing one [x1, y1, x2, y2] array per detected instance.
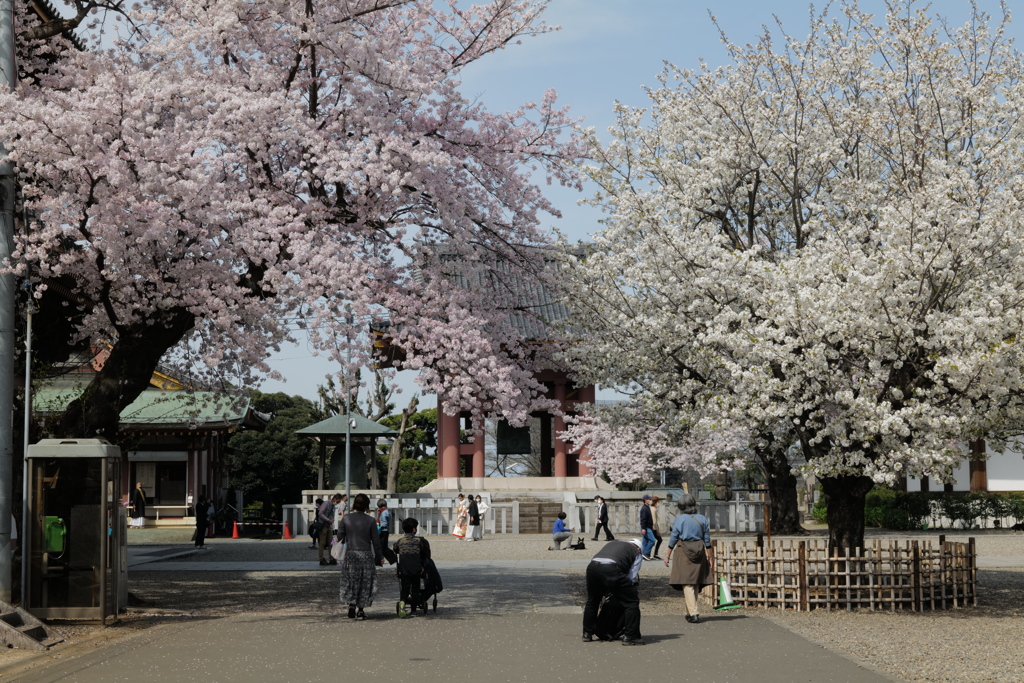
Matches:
[[563, 0, 1024, 548], [3, 0, 583, 439]]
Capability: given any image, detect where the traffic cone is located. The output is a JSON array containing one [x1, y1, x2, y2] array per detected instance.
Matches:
[[714, 576, 741, 611], [283, 521, 293, 539], [232, 521, 240, 539]]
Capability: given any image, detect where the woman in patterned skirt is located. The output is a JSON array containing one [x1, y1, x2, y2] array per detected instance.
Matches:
[[337, 493, 384, 620]]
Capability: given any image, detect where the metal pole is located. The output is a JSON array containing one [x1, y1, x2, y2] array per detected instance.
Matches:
[[0, 0, 18, 603], [20, 302, 29, 605], [344, 310, 352, 502], [344, 357, 351, 504]]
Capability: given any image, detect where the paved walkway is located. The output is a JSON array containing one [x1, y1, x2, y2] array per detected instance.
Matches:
[[8, 547, 898, 683], [11, 606, 893, 683]]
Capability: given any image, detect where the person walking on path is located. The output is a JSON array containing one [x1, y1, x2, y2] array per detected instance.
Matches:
[[471, 495, 488, 540], [451, 493, 468, 538], [337, 493, 384, 620], [130, 482, 147, 529], [548, 511, 575, 550], [376, 499, 392, 547], [377, 499, 397, 565], [592, 495, 614, 541], [664, 493, 714, 624], [465, 494, 480, 541], [194, 495, 210, 548], [639, 495, 656, 559], [583, 538, 645, 645], [309, 498, 323, 549], [394, 517, 431, 617], [650, 496, 664, 559], [317, 494, 341, 566]]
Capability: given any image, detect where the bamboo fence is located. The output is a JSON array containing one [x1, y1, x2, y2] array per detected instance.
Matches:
[[711, 536, 976, 611]]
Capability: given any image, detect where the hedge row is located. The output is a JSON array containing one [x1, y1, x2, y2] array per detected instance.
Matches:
[[811, 488, 1024, 530]]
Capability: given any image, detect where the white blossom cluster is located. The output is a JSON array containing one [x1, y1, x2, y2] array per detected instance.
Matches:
[[562, 1, 1024, 487]]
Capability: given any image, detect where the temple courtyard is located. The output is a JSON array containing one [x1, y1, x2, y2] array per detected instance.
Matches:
[[0, 531, 1021, 682]]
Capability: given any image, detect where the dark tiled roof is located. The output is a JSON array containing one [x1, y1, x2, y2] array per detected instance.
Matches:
[[414, 244, 578, 342]]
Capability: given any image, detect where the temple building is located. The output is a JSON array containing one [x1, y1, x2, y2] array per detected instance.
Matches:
[[373, 245, 607, 491], [32, 349, 266, 523]]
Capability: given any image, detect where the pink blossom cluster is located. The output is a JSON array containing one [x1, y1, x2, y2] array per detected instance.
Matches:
[[2, 0, 584, 425]]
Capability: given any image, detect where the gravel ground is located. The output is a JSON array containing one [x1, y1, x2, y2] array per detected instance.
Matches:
[[3, 530, 1023, 680]]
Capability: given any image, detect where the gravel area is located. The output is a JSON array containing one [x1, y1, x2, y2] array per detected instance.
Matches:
[[756, 569, 1024, 683]]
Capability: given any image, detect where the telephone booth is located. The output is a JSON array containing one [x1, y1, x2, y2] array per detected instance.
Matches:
[[25, 439, 126, 623]]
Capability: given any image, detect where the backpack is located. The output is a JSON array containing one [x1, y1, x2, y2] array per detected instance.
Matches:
[[394, 536, 426, 577]]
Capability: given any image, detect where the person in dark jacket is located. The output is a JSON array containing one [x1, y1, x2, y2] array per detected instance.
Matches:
[[582, 538, 645, 646], [639, 495, 655, 559], [394, 517, 431, 617], [194, 495, 210, 548], [464, 494, 480, 542], [592, 496, 614, 541], [130, 482, 147, 529]]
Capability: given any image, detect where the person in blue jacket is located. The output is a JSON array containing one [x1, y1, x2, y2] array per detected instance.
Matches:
[[548, 511, 575, 550]]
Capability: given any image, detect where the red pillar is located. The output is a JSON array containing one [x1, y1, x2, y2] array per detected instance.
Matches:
[[440, 410, 460, 479], [969, 439, 988, 493], [553, 381, 567, 477], [573, 384, 596, 476], [577, 445, 593, 476], [472, 418, 486, 478]]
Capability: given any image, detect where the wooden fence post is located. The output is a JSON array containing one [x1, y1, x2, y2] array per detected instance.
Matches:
[[969, 537, 977, 607], [798, 540, 808, 611], [912, 541, 922, 612]]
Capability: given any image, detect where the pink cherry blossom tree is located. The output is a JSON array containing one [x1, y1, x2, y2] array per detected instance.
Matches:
[[3, 0, 584, 439]]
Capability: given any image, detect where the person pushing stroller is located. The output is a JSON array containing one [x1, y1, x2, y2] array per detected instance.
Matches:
[[394, 517, 431, 618]]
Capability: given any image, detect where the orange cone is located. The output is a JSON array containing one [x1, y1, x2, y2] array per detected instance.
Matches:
[[232, 521, 240, 539], [283, 522, 293, 539]]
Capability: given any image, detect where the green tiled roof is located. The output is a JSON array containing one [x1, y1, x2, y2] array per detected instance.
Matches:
[[33, 388, 254, 428], [296, 413, 397, 438]]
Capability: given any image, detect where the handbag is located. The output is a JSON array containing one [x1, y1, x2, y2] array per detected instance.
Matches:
[[330, 538, 347, 563]]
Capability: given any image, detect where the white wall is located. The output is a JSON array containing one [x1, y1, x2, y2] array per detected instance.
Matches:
[[907, 450, 970, 492], [906, 443, 1024, 493], [987, 443, 1024, 492]]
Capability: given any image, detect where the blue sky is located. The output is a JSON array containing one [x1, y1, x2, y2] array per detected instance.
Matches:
[[261, 0, 1019, 405]]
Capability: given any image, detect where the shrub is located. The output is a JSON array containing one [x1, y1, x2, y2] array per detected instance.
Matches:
[[811, 496, 828, 523]]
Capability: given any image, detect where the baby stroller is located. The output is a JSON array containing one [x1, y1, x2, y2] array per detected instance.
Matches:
[[420, 558, 443, 613], [394, 532, 444, 615]]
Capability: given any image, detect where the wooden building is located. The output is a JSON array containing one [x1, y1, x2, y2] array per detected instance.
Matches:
[[33, 353, 266, 523]]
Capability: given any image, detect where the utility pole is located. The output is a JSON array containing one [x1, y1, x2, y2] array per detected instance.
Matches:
[[344, 309, 352, 503], [0, 0, 18, 602]]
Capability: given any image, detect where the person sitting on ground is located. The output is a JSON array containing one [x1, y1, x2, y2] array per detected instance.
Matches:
[[548, 511, 575, 550], [393, 517, 431, 617]]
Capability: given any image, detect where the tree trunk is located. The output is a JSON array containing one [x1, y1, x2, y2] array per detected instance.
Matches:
[[758, 448, 803, 534], [713, 471, 731, 501], [56, 309, 195, 439], [820, 474, 875, 551], [386, 396, 418, 493]]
